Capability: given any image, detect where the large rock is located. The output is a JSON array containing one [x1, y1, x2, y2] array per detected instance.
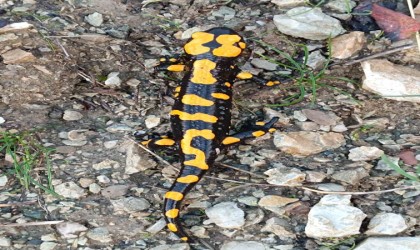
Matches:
[[305, 195, 366, 238], [361, 59, 420, 103], [273, 7, 345, 40], [331, 31, 366, 59], [354, 237, 420, 250], [365, 213, 408, 235], [274, 131, 345, 156], [205, 202, 245, 229]]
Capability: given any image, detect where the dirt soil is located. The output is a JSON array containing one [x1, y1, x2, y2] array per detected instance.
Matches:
[[0, 1, 419, 250]]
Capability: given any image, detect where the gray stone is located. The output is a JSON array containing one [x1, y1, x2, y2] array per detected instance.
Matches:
[[264, 167, 306, 186], [40, 242, 58, 250], [211, 6, 236, 20], [271, 0, 306, 8], [305, 195, 366, 238], [261, 217, 294, 238], [0, 175, 8, 186], [221, 241, 266, 250], [56, 222, 88, 238], [205, 202, 245, 228], [0, 22, 33, 33], [85, 12, 103, 27], [361, 59, 420, 103], [86, 227, 112, 243], [302, 109, 340, 126], [354, 237, 420, 250], [348, 146, 384, 161], [92, 159, 120, 170], [150, 243, 190, 250], [306, 50, 327, 70], [104, 72, 121, 87], [146, 218, 166, 234], [237, 196, 258, 206], [125, 141, 157, 174], [54, 182, 85, 199], [331, 167, 369, 185], [274, 131, 345, 156], [62, 110, 83, 121], [145, 115, 161, 129], [325, 0, 356, 13], [101, 185, 129, 198], [366, 213, 408, 235], [0, 33, 18, 42], [259, 195, 298, 207], [111, 197, 151, 213], [0, 236, 11, 247], [250, 58, 278, 71], [273, 7, 345, 40]]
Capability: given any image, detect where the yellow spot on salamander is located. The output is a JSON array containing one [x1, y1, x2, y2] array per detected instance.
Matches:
[[255, 121, 265, 126], [236, 71, 253, 79], [160, 58, 166, 62], [165, 209, 179, 218], [169, 58, 178, 62], [167, 65, 185, 72], [239, 42, 246, 49], [155, 138, 175, 146], [266, 81, 280, 86], [184, 32, 214, 55], [170, 110, 218, 123], [181, 237, 188, 241], [191, 59, 217, 84], [213, 34, 243, 57], [167, 223, 178, 232], [224, 82, 231, 87], [177, 175, 200, 183], [174, 86, 181, 92], [211, 93, 230, 100], [141, 140, 151, 146], [269, 128, 276, 133], [222, 136, 241, 145], [252, 131, 265, 137], [182, 94, 214, 106], [165, 191, 184, 201], [181, 129, 215, 170]]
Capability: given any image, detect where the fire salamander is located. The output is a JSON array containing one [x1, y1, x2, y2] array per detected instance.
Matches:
[[143, 27, 279, 244]]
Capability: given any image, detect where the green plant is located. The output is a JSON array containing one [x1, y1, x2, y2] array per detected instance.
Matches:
[[381, 155, 420, 182], [252, 39, 357, 107], [0, 131, 59, 197]]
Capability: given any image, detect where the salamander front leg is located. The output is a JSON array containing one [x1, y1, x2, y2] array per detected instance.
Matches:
[[141, 137, 176, 150], [222, 117, 279, 146], [236, 71, 281, 87], [155, 55, 186, 72]]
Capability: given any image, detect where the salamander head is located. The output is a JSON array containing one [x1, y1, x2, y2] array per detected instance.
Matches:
[[184, 27, 246, 58]]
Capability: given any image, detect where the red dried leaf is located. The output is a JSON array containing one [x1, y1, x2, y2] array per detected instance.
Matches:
[[371, 3, 420, 41], [399, 150, 418, 166]]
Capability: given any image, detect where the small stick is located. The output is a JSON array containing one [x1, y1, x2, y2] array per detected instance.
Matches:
[[406, 0, 420, 53], [0, 200, 37, 208], [54, 39, 70, 59], [339, 43, 415, 66], [135, 138, 419, 196], [1, 220, 64, 227]]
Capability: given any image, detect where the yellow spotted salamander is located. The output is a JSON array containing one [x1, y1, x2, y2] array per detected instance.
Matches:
[[144, 27, 279, 243]]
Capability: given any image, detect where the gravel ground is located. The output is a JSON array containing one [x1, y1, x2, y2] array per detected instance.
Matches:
[[0, 1, 419, 250]]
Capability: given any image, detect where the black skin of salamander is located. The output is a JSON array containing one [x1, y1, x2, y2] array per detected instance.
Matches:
[[164, 28, 244, 243]]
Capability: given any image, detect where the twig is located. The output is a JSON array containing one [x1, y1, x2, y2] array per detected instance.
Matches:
[[406, 0, 420, 53], [0, 200, 37, 208], [131, 138, 178, 172], [134, 138, 419, 196], [54, 39, 70, 59], [337, 43, 415, 66], [1, 220, 64, 227], [216, 162, 265, 178]]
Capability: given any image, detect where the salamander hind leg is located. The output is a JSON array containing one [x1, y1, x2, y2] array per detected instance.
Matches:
[[222, 117, 279, 146]]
